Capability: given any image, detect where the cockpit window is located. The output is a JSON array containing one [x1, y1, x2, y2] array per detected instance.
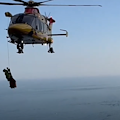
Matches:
[[15, 14, 24, 23], [11, 14, 34, 26], [10, 13, 48, 33]]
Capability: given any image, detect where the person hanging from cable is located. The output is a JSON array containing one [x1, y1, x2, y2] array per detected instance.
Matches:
[[3, 67, 17, 89]]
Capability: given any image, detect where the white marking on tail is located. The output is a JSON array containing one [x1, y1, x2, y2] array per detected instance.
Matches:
[[48, 17, 55, 34]]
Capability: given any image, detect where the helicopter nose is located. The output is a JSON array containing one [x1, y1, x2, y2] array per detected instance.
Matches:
[[8, 23, 32, 35]]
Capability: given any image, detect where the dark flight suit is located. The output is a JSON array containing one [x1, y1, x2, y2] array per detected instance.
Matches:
[[3, 69, 17, 88]]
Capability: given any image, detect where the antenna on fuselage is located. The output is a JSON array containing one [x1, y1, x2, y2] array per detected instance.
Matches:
[[44, 12, 51, 19]]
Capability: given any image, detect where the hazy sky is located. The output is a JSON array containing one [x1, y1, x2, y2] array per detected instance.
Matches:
[[0, 0, 120, 80]]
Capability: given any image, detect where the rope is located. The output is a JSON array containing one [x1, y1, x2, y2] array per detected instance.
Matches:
[[7, 38, 10, 68], [6, 18, 10, 68]]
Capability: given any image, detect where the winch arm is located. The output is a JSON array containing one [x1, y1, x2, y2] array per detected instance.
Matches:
[[47, 29, 68, 37]]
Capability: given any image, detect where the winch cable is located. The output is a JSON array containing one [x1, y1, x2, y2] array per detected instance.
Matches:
[[6, 37, 10, 68], [6, 17, 10, 68]]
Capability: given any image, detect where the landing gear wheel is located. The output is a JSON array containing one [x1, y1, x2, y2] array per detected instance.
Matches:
[[11, 40, 15, 43], [48, 47, 55, 53], [17, 48, 23, 54], [21, 43, 24, 49], [17, 44, 19, 49], [17, 42, 24, 54]]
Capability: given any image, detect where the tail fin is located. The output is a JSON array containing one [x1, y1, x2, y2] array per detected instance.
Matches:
[[48, 17, 55, 34]]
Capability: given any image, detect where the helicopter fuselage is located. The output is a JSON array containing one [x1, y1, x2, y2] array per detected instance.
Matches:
[[7, 12, 53, 45], [0, 0, 101, 54], [5, 7, 68, 53]]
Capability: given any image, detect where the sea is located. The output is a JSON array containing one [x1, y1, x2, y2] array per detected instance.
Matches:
[[0, 76, 120, 120]]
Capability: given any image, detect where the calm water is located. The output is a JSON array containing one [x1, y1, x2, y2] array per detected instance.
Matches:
[[0, 77, 120, 120]]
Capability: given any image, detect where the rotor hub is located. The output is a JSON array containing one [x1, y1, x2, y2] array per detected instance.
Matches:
[[28, 0, 34, 5]]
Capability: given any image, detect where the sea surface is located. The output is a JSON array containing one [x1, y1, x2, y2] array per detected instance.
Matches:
[[0, 76, 120, 120]]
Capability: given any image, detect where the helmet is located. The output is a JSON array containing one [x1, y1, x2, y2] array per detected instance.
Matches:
[[3, 69, 6, 72], [7, 67, 10, 71]]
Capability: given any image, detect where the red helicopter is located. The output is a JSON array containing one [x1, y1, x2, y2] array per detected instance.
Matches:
[[0, 0, 102, 54]]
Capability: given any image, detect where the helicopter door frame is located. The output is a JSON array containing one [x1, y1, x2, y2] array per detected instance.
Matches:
[[35, 17, 44, 34]]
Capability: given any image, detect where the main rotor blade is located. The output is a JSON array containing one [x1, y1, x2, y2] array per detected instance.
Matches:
[[13, 0, 28, 5], [13, 0, 26, 3], [0, 2, 24, 5], [41, 4, 102, 7], [39, 0, 53, 4]]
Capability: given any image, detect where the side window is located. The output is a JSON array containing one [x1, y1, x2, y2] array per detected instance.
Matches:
[[41, 22, 44, 32], [31, 18, 36, 29], [38, 20, 42, 32], [35, 18, 39, 30], [44, 24, 48, 33], [35, 18, 42, 31]]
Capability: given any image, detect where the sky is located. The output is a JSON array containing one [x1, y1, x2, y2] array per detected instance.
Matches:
[[1, 0, 120, 80]]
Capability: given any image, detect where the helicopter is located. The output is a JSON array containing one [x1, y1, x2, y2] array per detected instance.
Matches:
[[0, 0, 102, 54]]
